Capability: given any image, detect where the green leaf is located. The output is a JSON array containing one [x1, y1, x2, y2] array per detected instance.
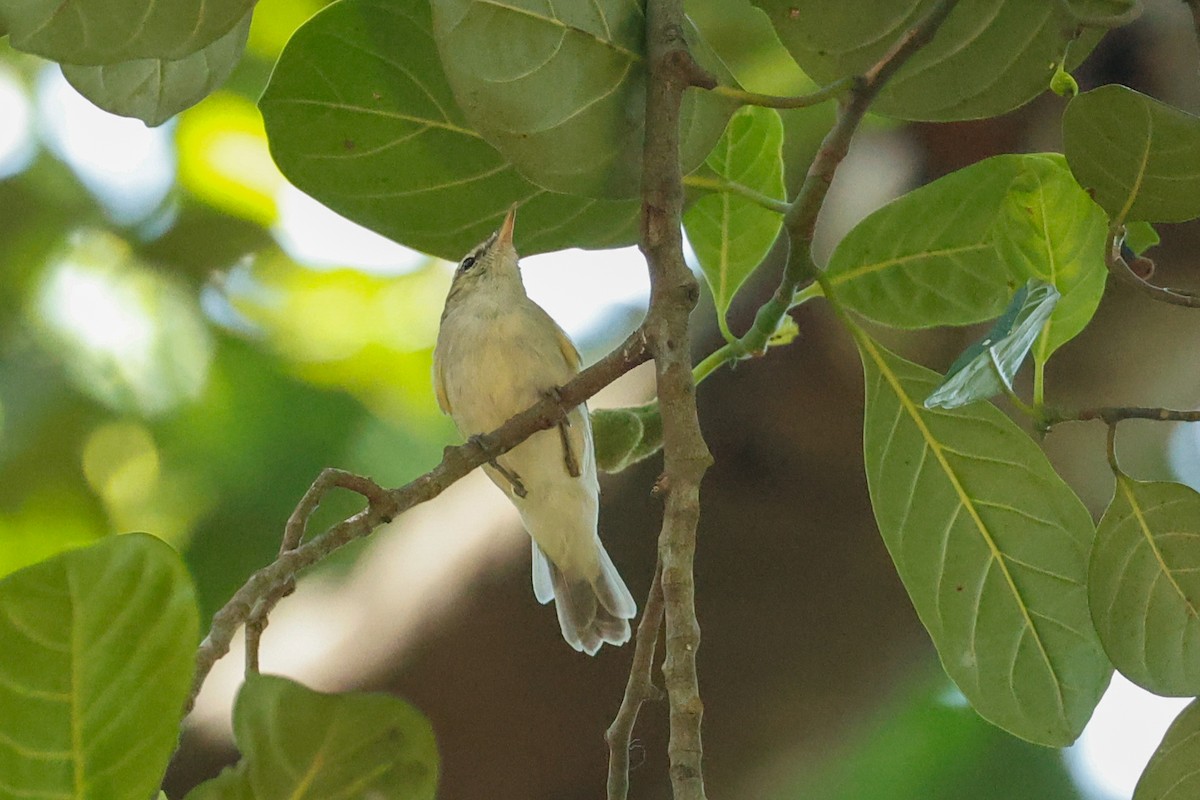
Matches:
[[1135, 699, 1200, 800], [186, 673, 438, 800], [1063, 85, 1200, 224], [0, 533, 199, 799], [259, 0, 639, 261], [1125, 221, 1160, 256], [991, 156, 1109, 367], [430, 0, 738, 198], [924, 280, 1060, 410], [1090, 477, 1200, 696], [824, 154, 1044, 328], [592, 403, 662, 473], [61, 9, 251, 126], [184, 766, 255, 800], [0, 0, 254, 64], [856, 332, 1111, 746], [749, 0, 1099, 121], [683, 105, 785, 334]]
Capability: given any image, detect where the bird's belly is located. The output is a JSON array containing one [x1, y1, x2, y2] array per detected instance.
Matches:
[[445, 311, 573, 435]]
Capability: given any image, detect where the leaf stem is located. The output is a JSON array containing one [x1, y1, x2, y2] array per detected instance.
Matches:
[[709, 78, 854, 110], [1104, 228, 1200, 308], [683, 174, 790, 214]]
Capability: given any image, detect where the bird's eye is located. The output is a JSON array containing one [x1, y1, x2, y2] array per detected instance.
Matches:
[[459, 255, 477, 272]]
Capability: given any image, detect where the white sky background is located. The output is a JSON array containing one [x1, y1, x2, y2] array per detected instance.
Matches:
[[3, 66, 1196, 800]]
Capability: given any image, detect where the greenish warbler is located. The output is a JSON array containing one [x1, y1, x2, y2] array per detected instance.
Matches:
[[432, 205, 636, 654]]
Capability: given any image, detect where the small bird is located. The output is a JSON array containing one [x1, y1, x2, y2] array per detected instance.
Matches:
[[432, 205, 637, 654]]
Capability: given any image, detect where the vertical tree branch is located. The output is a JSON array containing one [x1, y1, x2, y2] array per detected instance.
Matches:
[[640, 2, 716, 798]]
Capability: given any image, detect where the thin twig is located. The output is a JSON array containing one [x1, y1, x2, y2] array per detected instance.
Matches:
[[640, 4, 717, 798], [741, 0, 961, 355], [186, 330, 651, 715], [241, 469, 388, 676], [682, 174, 790, 215], [709, 77, 853, 110], [1105, 230, 1200, 307], [1044, 405, 1200, 426], [606, 560, 666, 800]]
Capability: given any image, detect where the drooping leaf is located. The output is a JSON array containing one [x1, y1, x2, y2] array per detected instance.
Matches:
[[990, 157, 1108, 367], [592, 403, 662, 473], [430, 0, 738, 198], [1135, 699, 1200, 800], [0, 534, 198, 799], [184, 673, 438, 800], [1090, 477, 1200, 696], [823, 154, 1040, 328], [683, 105, 785, 331], [857, 332, 1111, 746], [259, 0, 640, 261], [749, 0, 1100, 121], [1063, 85, 1200, 224], [924, 280, 1060, 410], [0, 0, 254, 64], [61, 9, 252, 126]]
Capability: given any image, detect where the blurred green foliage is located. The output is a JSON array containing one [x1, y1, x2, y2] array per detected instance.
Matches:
[[0, 0, 453, 621]]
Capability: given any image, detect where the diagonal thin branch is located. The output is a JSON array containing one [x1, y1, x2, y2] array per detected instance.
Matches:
[[606, 559, 665, 800], [185, 329, 650, 715]]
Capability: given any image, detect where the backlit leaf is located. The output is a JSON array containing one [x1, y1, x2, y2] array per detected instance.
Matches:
[[683, 105, 785, 330], [185, 673, 438, 800], [0, 534, 198, 799], [1063, 85, 1200, 224], [1090, 477, 1200, 696], [857, 331, 1110, 745], [991, 156, 1108, 367]]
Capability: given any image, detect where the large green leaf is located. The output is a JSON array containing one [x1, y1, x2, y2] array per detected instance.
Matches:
[[430, 0, 738, 198], [0, 0, 254, 64], [0, 533, 198, 799], [856, 332, 1110, 745], [1063, 85, 1200, 224], [683, 105, 785, 332], [185, 673, 438, 800], [1135, 699, 1200, 800], [259, 0, 639, 261], [1090, 477, 1200, 696], [823, 154, 1037, 327], [823, 154, 1107, 334], [992, 155, 1109, 367], [748, 0, 1099, 121], [61, 9, 252, 126], [924, 280, 1060, 410]]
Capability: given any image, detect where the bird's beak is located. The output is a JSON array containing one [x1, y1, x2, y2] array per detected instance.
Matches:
[[498, 203, 518, 248]]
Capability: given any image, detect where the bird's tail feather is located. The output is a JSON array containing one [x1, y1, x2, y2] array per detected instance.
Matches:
[[533, 541, 636, 655]]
